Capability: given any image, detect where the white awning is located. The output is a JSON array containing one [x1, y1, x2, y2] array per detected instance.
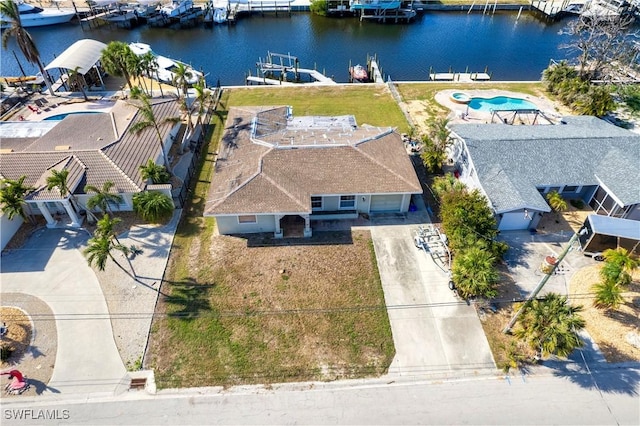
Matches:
[[44, 39, 107, 75]]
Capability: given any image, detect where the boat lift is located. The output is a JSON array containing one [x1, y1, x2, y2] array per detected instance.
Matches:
[[414, 224, 452, 276]]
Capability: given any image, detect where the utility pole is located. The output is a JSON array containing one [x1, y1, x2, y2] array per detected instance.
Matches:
[[503, 228, 587, 334]]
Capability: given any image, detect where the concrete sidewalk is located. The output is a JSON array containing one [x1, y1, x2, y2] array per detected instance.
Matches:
[[0, 229, 128, 397]]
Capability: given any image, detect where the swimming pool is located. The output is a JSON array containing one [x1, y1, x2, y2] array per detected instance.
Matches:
[[43, 111, 105, 121], [467, 96, 538, 113]]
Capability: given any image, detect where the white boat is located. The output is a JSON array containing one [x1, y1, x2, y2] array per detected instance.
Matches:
[[129, 42, 203, 85], [213, 7, 226, 23], [158, 0, 193, 17], [0, 0, 75, 28]]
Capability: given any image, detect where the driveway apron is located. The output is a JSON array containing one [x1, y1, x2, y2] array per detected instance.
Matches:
[[371, 224, 495, 376], [0, 228, 127, 396]]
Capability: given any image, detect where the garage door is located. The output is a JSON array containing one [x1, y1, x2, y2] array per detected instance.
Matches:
[[499, 212, 532, 231], [370, 194, 403, 212]]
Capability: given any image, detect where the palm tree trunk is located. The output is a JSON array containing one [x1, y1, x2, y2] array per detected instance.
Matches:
[[36, 58, 54, 96]]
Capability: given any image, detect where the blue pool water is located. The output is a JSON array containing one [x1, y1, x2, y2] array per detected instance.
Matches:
[[44, 111, 104, 121], [468, 96, 538, 113]]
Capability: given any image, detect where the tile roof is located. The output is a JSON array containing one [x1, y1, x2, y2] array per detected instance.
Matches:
[[206, 107, 422, 215], [449, 116, 640, 213], [0, 99, 180, 201]]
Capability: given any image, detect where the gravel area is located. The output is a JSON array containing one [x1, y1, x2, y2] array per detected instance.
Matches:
[[88, 210, 181, 369], [0, 293, 57, 398]]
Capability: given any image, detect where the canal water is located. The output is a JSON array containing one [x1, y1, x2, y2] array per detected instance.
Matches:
[[1, 11, 573, 86]]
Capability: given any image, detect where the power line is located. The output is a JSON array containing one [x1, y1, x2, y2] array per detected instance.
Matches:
[[0, 291, 627, 322]]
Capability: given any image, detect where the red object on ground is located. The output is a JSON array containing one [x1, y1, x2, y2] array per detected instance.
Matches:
[[1, 369, 24, 381]]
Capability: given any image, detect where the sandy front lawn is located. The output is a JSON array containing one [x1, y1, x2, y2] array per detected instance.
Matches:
[[146, 229, 394, 388], [569, 266, 640, 363]]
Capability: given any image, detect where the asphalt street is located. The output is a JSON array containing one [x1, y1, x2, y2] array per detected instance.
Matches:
[[2, 366, 638, 425]]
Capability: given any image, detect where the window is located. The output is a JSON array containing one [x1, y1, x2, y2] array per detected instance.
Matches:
[[589, 186, 621, 216], [238, 215, 257, 224], [311, 196, 322, 210], [339, 195, 356, 209], [563, 185, 578, 193]]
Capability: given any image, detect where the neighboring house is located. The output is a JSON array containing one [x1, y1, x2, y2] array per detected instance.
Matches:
[[448, 116, 640, 231], [204, 106, 422, 238], [0, 99, 180, 247]]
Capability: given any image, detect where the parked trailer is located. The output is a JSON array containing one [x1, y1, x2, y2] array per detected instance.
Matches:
[[578, 215, 640, 260]]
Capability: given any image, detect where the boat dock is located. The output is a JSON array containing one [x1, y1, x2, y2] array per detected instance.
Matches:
[[429, 66, 491, 82], [529, 0, 587, 19], [248, 52, 336, 85]]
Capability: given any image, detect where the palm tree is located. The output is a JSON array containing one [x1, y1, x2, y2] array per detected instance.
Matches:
[[0, 0, 54, 95], [0, 176, 34, 223], [451, 242, 499, 299], [192, 81, 212, 127], [142, 52, 163, 98], [68, 66, 89, 101], [85, 181, 123, 215], [602, 247, 638, 274], [100, 41, 138, 91], [129, 94, 180, 173], [593, 248, 639, 310], [45, 169, 71, 198], [139, 159, 171, 184], [514, 293, 585, 359], [431, 173, 465, 199], [420, 116, 452, 173], [171, 62, 194, 97], [133, 191, 174, 223], [546, 190, 567, 222], [592, 280, 625, 310]]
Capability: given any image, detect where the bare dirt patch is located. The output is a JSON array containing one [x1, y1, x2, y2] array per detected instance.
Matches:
[[147, 230, 394, 388], [569, 266, 640, 363]]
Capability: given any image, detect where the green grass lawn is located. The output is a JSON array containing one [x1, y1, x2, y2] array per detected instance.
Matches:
[[226, 85, 411, 132]]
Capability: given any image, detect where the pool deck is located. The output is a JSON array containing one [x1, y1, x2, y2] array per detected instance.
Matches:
[[434, 89, 566, 124]]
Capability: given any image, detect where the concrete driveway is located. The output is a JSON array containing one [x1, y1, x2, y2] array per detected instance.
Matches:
[[499, 230, 596, 298], [0, 228, 127, 396], [370, 224, 495, 376]]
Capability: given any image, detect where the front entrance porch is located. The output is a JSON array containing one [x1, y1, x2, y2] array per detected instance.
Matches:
[[31, 199, 84, 228], [276, 214, 312, 238]]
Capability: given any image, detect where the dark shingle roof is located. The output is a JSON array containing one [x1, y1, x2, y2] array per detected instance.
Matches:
[[206, 107, 422, 215], [449, 117, 640, 212]]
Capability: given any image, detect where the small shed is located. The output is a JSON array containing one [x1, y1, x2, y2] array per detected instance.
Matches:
[[579, 215, 640, 256]]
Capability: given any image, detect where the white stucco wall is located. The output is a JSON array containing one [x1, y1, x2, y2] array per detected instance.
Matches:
[[1, 214, 23, 251]]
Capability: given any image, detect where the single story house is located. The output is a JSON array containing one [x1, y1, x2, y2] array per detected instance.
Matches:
[[0, 99, 180, 249], [448, 116, 640, 231], [204, 106, 422, 238]]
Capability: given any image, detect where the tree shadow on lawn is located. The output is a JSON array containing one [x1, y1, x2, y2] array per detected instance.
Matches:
[[162, 277, 213, 321], [546, 358, 639, 396]]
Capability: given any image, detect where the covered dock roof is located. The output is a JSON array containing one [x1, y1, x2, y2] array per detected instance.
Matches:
[[44, 39, 107, 75]]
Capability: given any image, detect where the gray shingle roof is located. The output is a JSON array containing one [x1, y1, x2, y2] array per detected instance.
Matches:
[[206, 107, 422, 215], [449, 117, 640, 213], [0, 99, 179, 200]]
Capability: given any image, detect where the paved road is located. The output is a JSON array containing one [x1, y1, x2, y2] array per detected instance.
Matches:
[[0, 229, 127, 396], [370, 224, 495, 376], [2, 366, 638, 425]]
